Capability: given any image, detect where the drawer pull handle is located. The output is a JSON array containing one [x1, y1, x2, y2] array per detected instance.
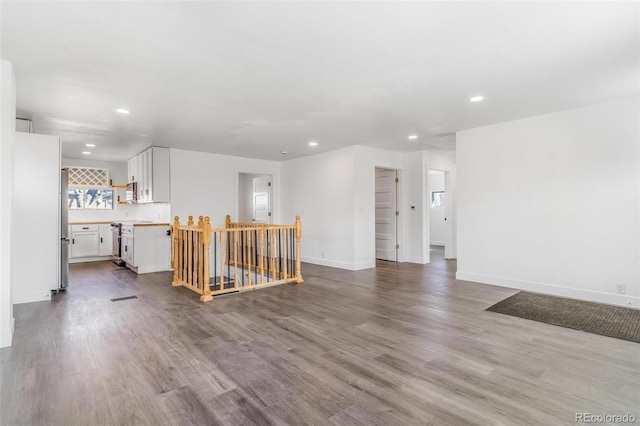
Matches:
[[82, 227, 89, 230]]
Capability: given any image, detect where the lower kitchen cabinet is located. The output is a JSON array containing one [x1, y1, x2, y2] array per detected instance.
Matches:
[[71, 230, 99, 258], [70, 223, 114, 260], [98, 224, 113, 256], [122, 224, 171, 274], [121, 226, 134, 265]]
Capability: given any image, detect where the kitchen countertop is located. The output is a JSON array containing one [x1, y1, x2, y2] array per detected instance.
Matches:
[[69, 221, 112, 225]]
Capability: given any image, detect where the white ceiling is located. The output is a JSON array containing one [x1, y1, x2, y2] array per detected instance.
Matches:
[[2, 1, 638, 162]]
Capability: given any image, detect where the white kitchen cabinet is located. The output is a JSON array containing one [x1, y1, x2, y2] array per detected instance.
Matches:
[[70, 225, 100, 258], [126, 147, 170, 203], [98, 224, 113, 256], [122, 224, 170, 274], [122, 226, 134, 265], [70, 224, 113, 260], [127, 157, 137, 183]]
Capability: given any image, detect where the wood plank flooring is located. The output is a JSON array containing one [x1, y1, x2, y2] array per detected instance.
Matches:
[[1, 260, 639, 425]]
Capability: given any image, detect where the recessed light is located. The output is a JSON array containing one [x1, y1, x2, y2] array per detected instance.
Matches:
[[281, 151, 288, 155], [116, 108, 130, 114], [470, 96, 484, 102], [82, 151, 91, 155], [308, 141, 318, 147], [408, 135, 418, 140], [85, 143, 95, 147]]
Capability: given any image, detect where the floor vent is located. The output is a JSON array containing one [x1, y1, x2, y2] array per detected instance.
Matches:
[[110, 295, 138, 302]]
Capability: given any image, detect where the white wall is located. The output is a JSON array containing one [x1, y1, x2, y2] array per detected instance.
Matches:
[[281, 145, 456, 270], [402, 151, 428, 263], [457, 98, 640, 307], [281, 146, 357, 269], [238, 172, 271, 223], [428, 170, 445, 245], [425, 149, 457, 260], [62, 158, 137, 222], [238, 173, 254, 222], [353, 146, 404, 269], [0, 60, 16, 347], [13, 132, 60, 304], [136, 203, 171, 223], [170, 148, 281, 228]]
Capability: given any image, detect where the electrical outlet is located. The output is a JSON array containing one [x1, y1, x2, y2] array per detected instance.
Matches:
[[616, 283, 626, 294]]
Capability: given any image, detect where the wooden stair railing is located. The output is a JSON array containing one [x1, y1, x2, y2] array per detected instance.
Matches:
[[171, 215, 303, 302]]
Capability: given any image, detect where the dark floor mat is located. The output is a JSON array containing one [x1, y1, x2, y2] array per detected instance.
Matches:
[[487, 291, 640, 343]]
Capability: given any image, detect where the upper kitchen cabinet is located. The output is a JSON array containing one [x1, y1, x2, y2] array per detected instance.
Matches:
[[127, 147, 170, 203]]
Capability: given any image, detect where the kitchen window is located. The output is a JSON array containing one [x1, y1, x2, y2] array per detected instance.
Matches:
[[68, 189, 114, 209]]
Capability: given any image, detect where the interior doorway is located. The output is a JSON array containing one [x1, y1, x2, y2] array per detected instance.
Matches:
[[238, 173, 272, 224], [428, 169, 446, 262], [375, 167, 398, 262]]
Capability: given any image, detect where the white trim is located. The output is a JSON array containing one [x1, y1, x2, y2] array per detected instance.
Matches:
[[301, 256, 372, 271], [14, 290, 51, 305], [354, 260, 375, 270], [405, 256, 429, 264], [430, 241, 445, 246], [0, 317, 14, 348], [456, 271, 640, 309], [69, 255, 113, 264], [133, 264, 171, 274]]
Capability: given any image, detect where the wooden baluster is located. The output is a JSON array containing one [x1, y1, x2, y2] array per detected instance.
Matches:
[[180, 229, 185, 285], [272, 229, 277, 279], [295, 216, 303, 283], [219, 231, 224, 292], [282, 228, 288, 280], [198, 216, 204, 290], [186, 216, 193, 288], [226, 214, 231, 229], [245, 230, 249, 282], [194, 216, 200, 288], [200, 216, 212, 302], [172, 216, 182, 287], [243, 229, 247, 271], [277, 229, 282, 279], [247, 230, 252, 287], [233, 230, 239, 289], [259, 228, 265, 284]]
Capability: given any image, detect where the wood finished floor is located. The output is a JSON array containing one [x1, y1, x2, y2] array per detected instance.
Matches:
[[2, 260, 639, 425]]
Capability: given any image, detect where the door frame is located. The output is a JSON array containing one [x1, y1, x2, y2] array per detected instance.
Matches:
[[236, 172, 274, 224], [373, 166, 403, 265], [426, 167, 455, 262]]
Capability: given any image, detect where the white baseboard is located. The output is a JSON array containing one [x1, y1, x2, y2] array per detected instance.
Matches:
[[0, 317, 15, 348], [13, 289, 52, 305], [135, 264, 172, 274], [405, 256, 429, 264], [69, 255, 113, 264], [456, 271, 640, 309], [354, 261, 375, 271], [301, 256, 368, 271]]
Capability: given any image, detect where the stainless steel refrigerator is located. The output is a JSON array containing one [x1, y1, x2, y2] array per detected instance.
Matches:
[[59, 168, 69, 290]]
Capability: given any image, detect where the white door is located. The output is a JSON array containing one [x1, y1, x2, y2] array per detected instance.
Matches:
[[375, 168, 397, 261], [253, 176, 271, 224]]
